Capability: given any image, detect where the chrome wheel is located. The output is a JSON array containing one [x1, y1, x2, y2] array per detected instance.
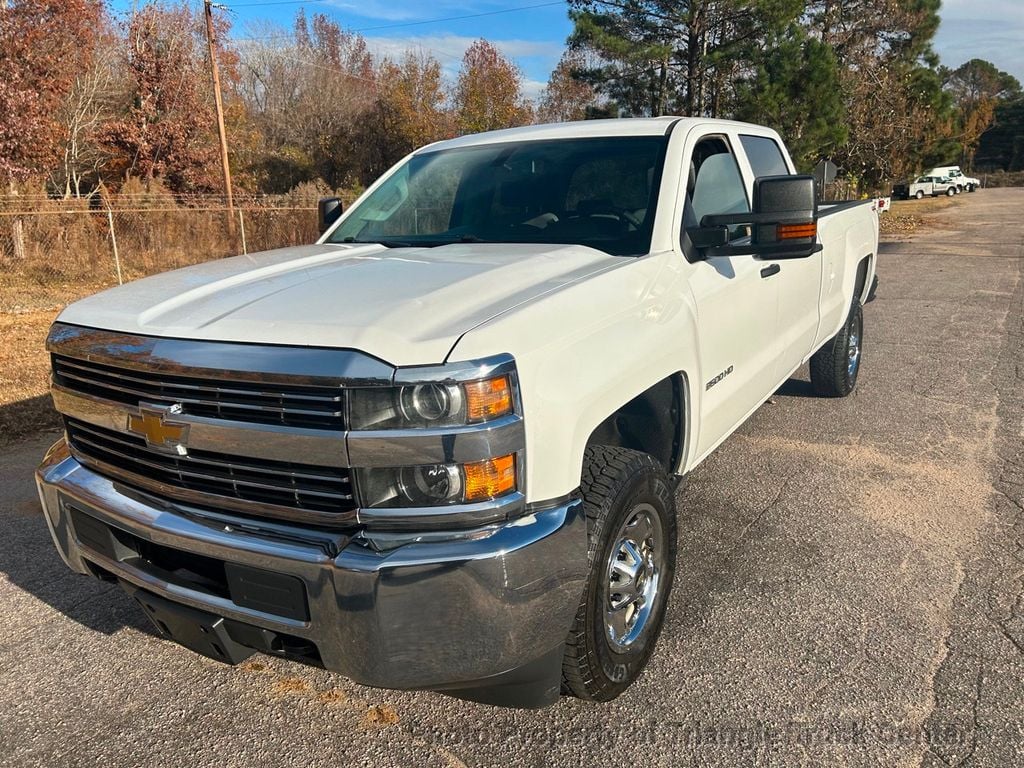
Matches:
[[604, 504, 664, 651]]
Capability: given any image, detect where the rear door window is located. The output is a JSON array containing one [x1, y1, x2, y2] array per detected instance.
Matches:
[[739, 135, 790, 178]]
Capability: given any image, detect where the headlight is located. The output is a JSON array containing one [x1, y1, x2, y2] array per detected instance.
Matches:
[[357, 454, 517, 508], [398, 383, 463, 423], [348, 374, 514, 430]]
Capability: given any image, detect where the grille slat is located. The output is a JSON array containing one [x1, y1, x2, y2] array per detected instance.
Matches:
[[57, 369, 342, 418], [67, 420, 348, 485], [54, 358, 343, 404], [53, 355, 347, 430], [69, 430, 352, 501], [65, 418, 355, 516]]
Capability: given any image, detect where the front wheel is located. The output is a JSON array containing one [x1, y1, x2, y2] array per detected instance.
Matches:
[[561, 446, 677, 702], [946, 187, 955, 197], [967, 183, 975, 193], [809, 302, 863, 397], [915, 190, 924, 199]]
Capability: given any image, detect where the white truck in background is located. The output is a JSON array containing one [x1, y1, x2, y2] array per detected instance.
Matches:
[[893, 175, 957, 199], [36, 118, 878, 708], [927, 165, 980, 193]]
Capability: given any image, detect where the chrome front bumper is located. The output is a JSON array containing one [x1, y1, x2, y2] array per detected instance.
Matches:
[[36, 440, 587, 707]]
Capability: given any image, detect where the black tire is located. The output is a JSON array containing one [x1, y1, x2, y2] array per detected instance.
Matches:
[[915, 190, 924, 199], [809, 301, 863, 397], [561, 446, 677, 702], [946, 187, 955, 197], [967, 184, 975, 193]]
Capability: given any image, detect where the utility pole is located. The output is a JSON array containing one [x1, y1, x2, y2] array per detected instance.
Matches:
[[204, 0, 234, 223]]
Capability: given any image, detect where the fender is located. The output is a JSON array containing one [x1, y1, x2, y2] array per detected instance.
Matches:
[[448, 250, 701, 502]]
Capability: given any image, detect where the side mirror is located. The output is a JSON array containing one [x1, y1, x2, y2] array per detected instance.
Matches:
[[318, 197, 343, 234], [686, 174, 820, 260], [749, 175, 818, 259]]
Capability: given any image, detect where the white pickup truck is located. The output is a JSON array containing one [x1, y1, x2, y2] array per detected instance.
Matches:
[[893, 175, 956, 199], [36, 118, 877, 708]]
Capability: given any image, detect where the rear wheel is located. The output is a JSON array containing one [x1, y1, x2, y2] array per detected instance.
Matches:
[[809, 302, 863, 397], [561, 446, 677, 702]]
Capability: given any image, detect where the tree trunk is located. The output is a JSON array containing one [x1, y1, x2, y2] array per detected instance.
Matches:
[[686, 30, 699, 116], [656, 54, 669, 116]]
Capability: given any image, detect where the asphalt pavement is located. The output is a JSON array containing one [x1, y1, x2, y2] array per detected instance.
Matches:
[[1, 188, 1022, 767]]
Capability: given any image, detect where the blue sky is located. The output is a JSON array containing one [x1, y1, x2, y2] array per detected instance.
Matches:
[[116, 0, 1024, 98], [223, 0, 573, 98]]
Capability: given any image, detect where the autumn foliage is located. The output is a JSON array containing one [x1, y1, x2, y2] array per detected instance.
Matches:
[[452, 40, 533, 134], [99, 3, 219, 191], [0, 0, 104, 185], [2, 0, 1021, 199], [0, 2, 535, 198]]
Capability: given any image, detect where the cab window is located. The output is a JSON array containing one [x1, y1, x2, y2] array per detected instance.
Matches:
[[682, 136, 750, 260]]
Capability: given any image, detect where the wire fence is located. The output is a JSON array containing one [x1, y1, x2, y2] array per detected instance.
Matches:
[[0, 195, 341, 314]]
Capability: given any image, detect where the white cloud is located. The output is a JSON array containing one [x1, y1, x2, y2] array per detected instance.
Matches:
[[365, 34, 563, 64], [934, 1, 1024, 80], [314, 0, 539, 25], [364, 35, 557, 101], [522, 78, 548, 101]]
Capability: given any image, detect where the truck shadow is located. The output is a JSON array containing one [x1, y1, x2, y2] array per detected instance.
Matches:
[[0, 393, 61, 444], [774, 377, 817, 398], [0, 418, 157, 640], [0, 501, 156, 639]]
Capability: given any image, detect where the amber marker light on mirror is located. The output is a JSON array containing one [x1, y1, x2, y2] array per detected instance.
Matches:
[[777, 222, 817, 240], [463, 454, 517, 502]]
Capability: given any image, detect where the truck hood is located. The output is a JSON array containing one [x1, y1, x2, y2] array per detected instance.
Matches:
[[58, 242, 621, 366]]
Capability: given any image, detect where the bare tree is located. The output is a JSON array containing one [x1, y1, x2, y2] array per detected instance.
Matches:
[[52, 33, 120, 197]]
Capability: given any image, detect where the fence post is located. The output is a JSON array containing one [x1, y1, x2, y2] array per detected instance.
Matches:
[[11, 217, 25, 260], [107, 207, 123, 285], [238, 208, 247, 255]]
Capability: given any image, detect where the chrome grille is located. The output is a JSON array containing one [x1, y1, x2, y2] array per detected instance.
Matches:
[[52, 355, 346, 430], [65, 417, 356, 518]]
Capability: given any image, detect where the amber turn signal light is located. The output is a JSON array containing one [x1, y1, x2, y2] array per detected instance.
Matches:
[[463, 454, 517, 502], [777, 222, 817, 240], [464, 375, 513, 422]]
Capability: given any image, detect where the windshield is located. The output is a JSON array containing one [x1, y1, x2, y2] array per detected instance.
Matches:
[[327, 136, 669, 256]]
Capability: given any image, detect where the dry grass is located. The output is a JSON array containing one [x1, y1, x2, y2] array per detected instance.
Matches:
[[0, 202, 319, 446], [979, 170, 1024, 188], [0, 310, 62, 445], [880, 192, 965, 237]]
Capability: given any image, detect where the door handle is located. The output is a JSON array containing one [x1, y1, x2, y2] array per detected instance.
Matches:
[[760, 264, 781, 279]]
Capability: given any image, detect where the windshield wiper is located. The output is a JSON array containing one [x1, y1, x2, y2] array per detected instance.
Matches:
[[340, 234, 493, 248], [340, 237, 418, 248]]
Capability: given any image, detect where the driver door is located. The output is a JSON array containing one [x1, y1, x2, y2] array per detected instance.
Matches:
[[683, 134, 780, 458]]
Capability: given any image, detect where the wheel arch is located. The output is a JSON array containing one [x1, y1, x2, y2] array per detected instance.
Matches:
[[853, 253, 874, 306], [583, 372, 690, 478]]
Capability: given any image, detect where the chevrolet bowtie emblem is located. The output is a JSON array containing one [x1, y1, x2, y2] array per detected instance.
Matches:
[[127, 405, 190, 454]]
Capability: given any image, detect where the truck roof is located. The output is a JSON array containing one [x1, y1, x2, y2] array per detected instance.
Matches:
[[417, 117, 779, 153]]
